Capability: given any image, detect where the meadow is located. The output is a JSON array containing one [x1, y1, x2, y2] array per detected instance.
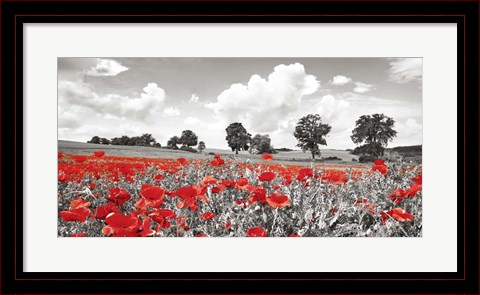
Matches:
[[57, 141, 422, 237]]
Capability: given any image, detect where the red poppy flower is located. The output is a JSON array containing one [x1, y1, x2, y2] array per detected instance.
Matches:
[[297, 168, 313, 181], [236, 178, 249, 188], [60, 207, 90, 222], [413, 174, 422, 185], [354, 198, 368, 206], [321, 170, 347, 184], [71, 233, 86, 237], [70, 198, 91, 209], [248, 186, 267, 204], [258, 172, 276, 182], [225, 221, 232, 229], [266, 193, 291, 209], [200, 175, 217, 186], [221, 179, 235, 187], [136, 217, 156, 237], [289, 233, 301, 237], [200, 212, 216, 220], [107, 187, 131, 206], [214, 154, 221, 159], [74, 155, 87, 163], [102, 213, 139, 237], [154, 174, 165, 181], [363, 203, 375, 215], [95, 203, 120, 219], [89, 182, 96, 190], [58, 152, 63, 159], [93, 151, 105, 157], [261, 154, 274, 161], [195, 233, 208, 237], [177, 157, 188, 165], [372, 159, 388, 175], [406, 183, 422, 197], [247, 226, 268, 237], [149, 209, 176, 229], [382, 208, 414, 224], [135, 184, 165, 209]]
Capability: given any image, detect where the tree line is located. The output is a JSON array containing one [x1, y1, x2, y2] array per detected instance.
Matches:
[[87, 113, 397, 158]]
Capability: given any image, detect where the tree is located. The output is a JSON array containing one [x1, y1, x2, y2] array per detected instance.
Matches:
[[225, 122, 252, 154], [350, 114, 397, 157], [198, 141, 206, 153], [250, 134, 274, 154], [179, 130, 198, 148], [87, 136, 101, 144], [139, 133, 156, 146], [167, 136, 180, 149], [100, 138, 110, 145], [293, 114, 332, 159]]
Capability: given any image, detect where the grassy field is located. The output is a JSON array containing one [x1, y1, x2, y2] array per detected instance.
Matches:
[[58, 140, 365, 168]]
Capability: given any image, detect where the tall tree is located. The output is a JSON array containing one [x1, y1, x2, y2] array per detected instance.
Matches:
[[87, 136, 101, 144], [100, 137, 110, 145], [293, 114, 332, 159], [350, 113, 397, 157], [167, 136, 180, 149], [225, 122, 251, 154], [179, 130, 198, 147], [250, 134, 274, 154], [139, 133, 156, 146]]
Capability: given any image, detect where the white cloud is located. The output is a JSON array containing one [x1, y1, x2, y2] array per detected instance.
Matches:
[[205, 63, 319, 133], [353, 82, 374, 93], [184, 116, 201, 125], [58, 106, 81, 129], [85, 58, 129, 77], [58, 81, 166, 124], [387, 58, 422, 83], [190, 94, 200, 103], [163, 107, 181, 117], [330, 75, 352, 86]]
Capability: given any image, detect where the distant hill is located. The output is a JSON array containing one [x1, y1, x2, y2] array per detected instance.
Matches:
[[387, 145, 422, 154]]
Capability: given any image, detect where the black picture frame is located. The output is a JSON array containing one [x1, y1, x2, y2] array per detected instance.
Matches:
[[1, 0, 478, 294]]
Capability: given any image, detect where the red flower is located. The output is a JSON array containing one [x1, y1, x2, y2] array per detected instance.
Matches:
[[60, 207, 90, 222], [321, 170, 347, 184], [214, 154, 221, 159], [195, 233, 208, 237], [149, 209, 176, 229], [406, 183, 422, 197], [221, 179, 235, 187], [102, 213, 139, 237], [95, 203, 120, 219], [382, 208, 414, 224], [372, 159, 388, 175], [258, 172, 276, 182], [266, 193, 291, 209], [58, 152, 63, 159], [136, 217, 156, 237], [93, 151, 105, 157], [89, 182, 96, 189], [354, 198, 368, 206], [74, 155, 87, 163], [70, 198, 91, 209], [225, 221, 232, 229], [248, 186, 267, 204], [154, 174, 165, 181], [71, 233, 86, 237], [247, 226, 268, 237], [200, 212, 216, 220], [200, 175, 217, 186], [236, 178, 249, 188], [107, 187, 131, 206], [177, 157, 188, 165], [297, 168, 313, 181], [413, 174, 422, 185], [135, 184, 165, 209], [261, 154, 274, 161], [289, 233, 301, 237]]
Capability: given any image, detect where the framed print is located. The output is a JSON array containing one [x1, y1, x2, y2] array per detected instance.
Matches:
[[1, 0, 479, 294]]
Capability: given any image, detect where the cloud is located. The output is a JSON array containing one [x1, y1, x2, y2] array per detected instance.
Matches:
[[184, 116, 201, 125], [190, 94, 200, 103], [58, 81, 166, 124], [353, 82, 374, 93], [387, 58, 422, 83], [86, 58, 129, 77], [330, 75, 352, 86], [58, 106, 81, 129], [205, 63, 320, 133], [163, 107, 181, 117]]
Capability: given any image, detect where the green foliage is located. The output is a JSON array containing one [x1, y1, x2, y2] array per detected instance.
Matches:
[[250, 134, 275, 154], [351, 114, 397, 157], [179, 130, 198, 147], [293, 114, 332, 159], [225, 122, 252, 154]]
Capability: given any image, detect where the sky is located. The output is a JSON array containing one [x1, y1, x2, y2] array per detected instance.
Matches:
[[58, 57, 422, 150]]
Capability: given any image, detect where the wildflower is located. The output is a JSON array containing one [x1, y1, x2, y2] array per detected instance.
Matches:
[[246, 226, 268, 237], [261, 154, 274, 161], [258, 172, 276, 182], [266, 193, 290, 209]]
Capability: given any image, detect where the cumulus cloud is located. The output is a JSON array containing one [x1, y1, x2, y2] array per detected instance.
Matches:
[[353, 82, 374, 93], [387, 58, 422, 83], [205, 63, 319, 133], [184, 116, 201, 125], [58, 106, 81, 129], [58, 81, 166, 124], [190, 94, 200, 103], [86, 58, 129, 77], [330, 75, 352, 86], [163, 107, 181, 117]]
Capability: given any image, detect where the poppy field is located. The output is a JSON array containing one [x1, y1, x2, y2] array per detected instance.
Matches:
[[58, 151, 422, 237]]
